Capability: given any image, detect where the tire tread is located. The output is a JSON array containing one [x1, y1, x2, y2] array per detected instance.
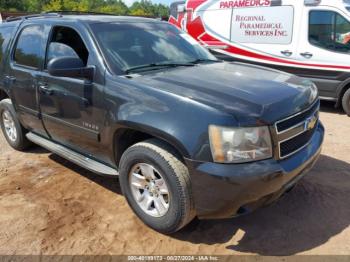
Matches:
[[0, 99, 31, 150], [120, 138, 195, 233], [342, 88, 350, 116]]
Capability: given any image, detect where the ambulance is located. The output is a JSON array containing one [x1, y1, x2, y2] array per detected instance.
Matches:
[[169, 0, 350, 115]]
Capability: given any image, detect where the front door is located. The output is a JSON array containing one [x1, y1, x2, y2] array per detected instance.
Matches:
[[296, 6, 350, 98], [38, 25, 105, 159]]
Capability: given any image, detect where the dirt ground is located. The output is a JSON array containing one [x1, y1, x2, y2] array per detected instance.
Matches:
[[0, 101, 349, 256]]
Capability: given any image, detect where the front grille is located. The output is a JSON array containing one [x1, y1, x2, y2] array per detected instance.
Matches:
[[276, 101, 319, 133], [274, 100, 320, 159], [280, 127, 316, 158]]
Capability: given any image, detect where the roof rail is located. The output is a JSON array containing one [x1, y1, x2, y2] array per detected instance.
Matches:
[[3, 11, 154, 23], [5, 13, 61, 22], [43, 10, 119, 16], [5, 14, 40, 22]]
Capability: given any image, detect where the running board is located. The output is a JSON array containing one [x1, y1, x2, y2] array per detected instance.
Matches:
[[26, 132, 119, 176]]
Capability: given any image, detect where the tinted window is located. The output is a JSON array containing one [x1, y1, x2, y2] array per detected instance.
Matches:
[[0, 26, 14, 63], [14, 25, 45, 68], [90, 22, 216, 74], [336, 15, 350, 46], [309, 11, 350, 53]]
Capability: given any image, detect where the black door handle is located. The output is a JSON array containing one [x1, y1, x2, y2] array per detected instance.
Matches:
[[281, 50, 293, 57], [300, 52, 313, 59], [39, 85, 53, 95]]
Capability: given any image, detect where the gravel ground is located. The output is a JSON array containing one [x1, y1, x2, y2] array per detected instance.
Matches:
[[0, 101, 349, 255]]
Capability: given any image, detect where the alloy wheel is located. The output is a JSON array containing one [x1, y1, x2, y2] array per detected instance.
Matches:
[[129, 163, 170, 217], [2, 110, 17, 142]]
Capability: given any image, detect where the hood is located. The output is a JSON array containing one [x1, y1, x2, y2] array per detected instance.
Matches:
[[130, 62, 318, 125]]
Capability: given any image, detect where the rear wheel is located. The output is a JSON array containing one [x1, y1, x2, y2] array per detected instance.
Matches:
[[0, 99, 31, 150], [119, 139, 195, 234], [342, 88, 350, 116]]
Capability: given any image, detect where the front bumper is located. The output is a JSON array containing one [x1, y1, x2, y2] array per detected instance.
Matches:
[[185, 122, 325, 219]]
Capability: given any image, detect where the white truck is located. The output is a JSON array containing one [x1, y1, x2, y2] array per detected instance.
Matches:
[[169, 0, 350, 115]]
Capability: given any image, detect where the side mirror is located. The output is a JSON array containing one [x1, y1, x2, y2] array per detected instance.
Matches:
[[47, 57, 94, 81]]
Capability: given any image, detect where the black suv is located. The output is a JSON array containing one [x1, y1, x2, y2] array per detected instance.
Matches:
[[0, 13, 324, 233]]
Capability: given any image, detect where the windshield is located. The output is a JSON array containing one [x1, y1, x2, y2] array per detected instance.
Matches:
[[90, 22, 218, 74]]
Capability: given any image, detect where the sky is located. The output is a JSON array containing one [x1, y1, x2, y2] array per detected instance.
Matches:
[[124, 0, 173, 7]]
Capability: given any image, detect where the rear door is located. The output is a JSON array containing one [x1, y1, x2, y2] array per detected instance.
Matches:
[[8, 24, 48, 136], [0, 25, 16, 93]]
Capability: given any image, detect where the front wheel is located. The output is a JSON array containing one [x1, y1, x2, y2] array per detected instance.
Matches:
[[342, 88, 350, 116], [119, 139, 195, 234]]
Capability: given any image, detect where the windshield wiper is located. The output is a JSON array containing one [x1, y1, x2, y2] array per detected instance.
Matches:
[[125, 62, 195, 74], [189, 58, 221, 64]]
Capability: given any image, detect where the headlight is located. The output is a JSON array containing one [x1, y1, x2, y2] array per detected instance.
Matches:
[[209, 125, 273, 163], [309, 82, 319, 103]]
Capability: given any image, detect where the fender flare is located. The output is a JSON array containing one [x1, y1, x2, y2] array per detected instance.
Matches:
[[112, 120, 192, 160]]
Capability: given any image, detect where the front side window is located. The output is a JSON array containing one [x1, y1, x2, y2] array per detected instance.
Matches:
[[90, 22, 217, 74], [309, 10, 350, 53], [45, 26, 89, 68], [14, 25, 45, 68]]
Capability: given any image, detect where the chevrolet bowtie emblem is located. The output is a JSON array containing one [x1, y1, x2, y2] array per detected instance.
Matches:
[[304, 115, 318, 131]]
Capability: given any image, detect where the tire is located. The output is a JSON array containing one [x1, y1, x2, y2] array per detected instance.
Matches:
[[119, 139, 195, 234], [0, 99, 31, 150], [342, 88, 350, 116]]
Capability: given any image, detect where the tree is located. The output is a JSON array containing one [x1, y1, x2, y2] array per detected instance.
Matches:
[[43, 0, 63, 11], [97, 0, 128, 15], [1, 0, 26, 11], [153, 4, 169, 17], [129, 0, 155, 17], [0, 0, 170, 18]]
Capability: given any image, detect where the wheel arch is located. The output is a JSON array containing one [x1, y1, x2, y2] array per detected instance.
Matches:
[[336, 79, 350, 107], [113, 123, 190, 167], [0, 89, 10, 101]]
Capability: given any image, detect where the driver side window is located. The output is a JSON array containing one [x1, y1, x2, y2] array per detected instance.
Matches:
[[46, 26, 89, 68], [309, 10, 350, 53]]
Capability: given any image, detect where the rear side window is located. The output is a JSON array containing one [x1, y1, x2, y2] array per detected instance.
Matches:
[[0, 26, 15, 63], [309, 11, 350, 53], [14, 25, 45, 68]]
